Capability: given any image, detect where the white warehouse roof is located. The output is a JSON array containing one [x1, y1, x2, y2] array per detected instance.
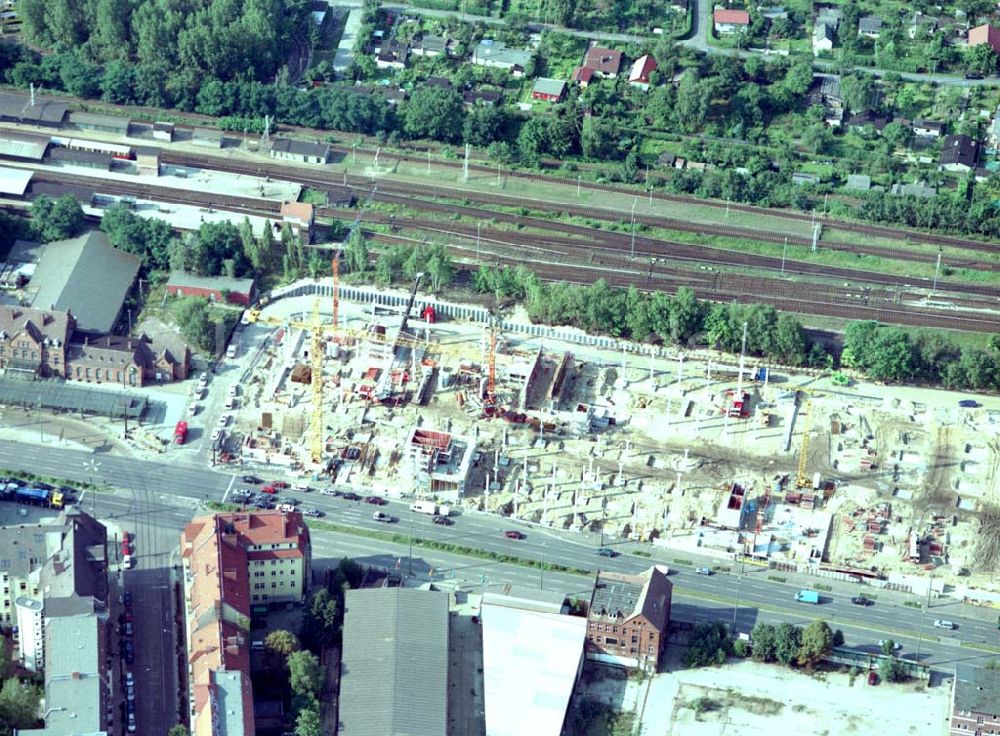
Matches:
[[481, 600, 587, 736]]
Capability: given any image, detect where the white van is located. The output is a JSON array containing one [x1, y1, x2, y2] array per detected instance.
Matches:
[[291, 482, 311, 492]]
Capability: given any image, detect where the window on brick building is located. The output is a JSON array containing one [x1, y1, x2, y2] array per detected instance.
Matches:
[[605, 637, 618, 645]]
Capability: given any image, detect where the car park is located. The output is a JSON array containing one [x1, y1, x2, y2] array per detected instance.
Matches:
[[210, 428, 223, 443], [365, 496, 387, 505], [851, 596, 873, 606], [261, 486, 277, 494], [432, 515, 453, 525], [242, 476, 262, 484], [695, 567, 713, 575], [933, 619, 955, 629], [504, 530, 525, 540], [878, 639, 902, 651], [188, 403, 198, 416], [218, 414, 231, 427]]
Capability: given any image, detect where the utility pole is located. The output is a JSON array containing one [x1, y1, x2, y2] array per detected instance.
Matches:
[[476, 222, 482, 263], [931, 250, 942, 295], [630, 197, 638, 258], [781, 237, 788, 276]]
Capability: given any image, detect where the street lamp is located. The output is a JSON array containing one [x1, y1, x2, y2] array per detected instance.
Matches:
[[83, 459, 101, 518]]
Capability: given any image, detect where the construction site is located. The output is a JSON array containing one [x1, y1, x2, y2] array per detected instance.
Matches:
[[218, 271, 1000, 598]]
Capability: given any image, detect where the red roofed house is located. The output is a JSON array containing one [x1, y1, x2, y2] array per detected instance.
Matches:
[[583, 46, 624, 78], [714, 8, 751, 34], [628, 54, 658, 90], [181, 511, 311, 736], [968, 24, 1000, 55], [572, 66, 595, 87]]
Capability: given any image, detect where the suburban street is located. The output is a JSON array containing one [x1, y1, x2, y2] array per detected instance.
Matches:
[[1, 437, 998, 686]]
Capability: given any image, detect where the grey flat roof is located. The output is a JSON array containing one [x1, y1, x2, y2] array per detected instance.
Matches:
[[67, 110, 130, 131], [0, 92, 67, 124], [954, 664, 1000, 714], [167, 271, 255, 294], [0, 132, 48, 160], [47, 146, 111, 167], [30, 230, 139, 333], [271, 137, 330, 158], [0, 166, 32, 195], [340, 588, 449, 736]]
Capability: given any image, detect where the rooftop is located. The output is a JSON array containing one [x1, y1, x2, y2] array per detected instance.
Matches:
[[340, 588, 449, 736], [954, 664, 1000, 714], [0, 91, 68, 124], [271, 137, 330, 158], [481, 601, 587, 736], [532, 78, 566, 97], [589, 565, 672, 627], [714, 8, 750, 24], [167, 271, 256, 294], [472, 40, 532, 68], [0, 131, 49, 160], [67, 110, 130, 132], [0, 166, 33, 195], [583, 46, 623, 75], [29, 230, 140, 334]]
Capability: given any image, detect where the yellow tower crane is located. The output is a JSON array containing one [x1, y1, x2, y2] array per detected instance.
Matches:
[[795, 388, 821, 489]]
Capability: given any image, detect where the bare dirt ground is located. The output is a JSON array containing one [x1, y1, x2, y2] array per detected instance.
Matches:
[[638, 652, 951, 736]]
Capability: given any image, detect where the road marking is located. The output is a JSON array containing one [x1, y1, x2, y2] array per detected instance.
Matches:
[[222, 474, 237, 502]]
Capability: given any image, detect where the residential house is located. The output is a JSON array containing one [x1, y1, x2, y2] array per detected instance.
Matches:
[[816, 5, 842, 30], [792, 172, 820, 186], [669, 0, 689, 11], [583, 46, 624, 78], [66, 332, 191, 386], [713, 8, 750, 34], [270, 138, 330, 164], [382, 86, 407, 105], [845, 174, 872, 191], [166, 272, 257, 306], [939, 134, 980, 172], [425, 76, 453, 90], [847, 109, 889, 131], [891, 181, 937, 198], [0, 306, 74, 378], [628, 54, 658, 89], [463, 88, 503, 107], [279, 201, 315, 245], [376, 39, 409, 70], [572, 66, 595, 87], [968, 23, 1000, 54], [950, 664, 1000, 736], [912, 119, 944, 138], [471, 40, 532, 76], [532, 78, 566, 102], [858, 16, 883, 38], [813, 22, 835, 55], [909, 12, 940, 39], [411, 34, 447, 57], [585, 565, 672, 671], [181, 511, 312, 736]]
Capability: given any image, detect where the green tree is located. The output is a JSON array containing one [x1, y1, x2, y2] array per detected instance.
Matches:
[[667, 286, 704, 344], [683, 621, 732, 667], [517, 117, 550, 162], [100, 205, 174, 270], [174, 298, 215, 352], [30, 194, 85, 242], [774, 622, 802, 666], [879, 639, 896, 656], [266, 629, 300, 656], [288, 650, 324, 699], [294, 704, 323, 736], [0, 678, 42, 730], [750, 623, 777, 662], [343, 229, 369, 273], [797, 620, 833, 667], [402, 87, 465, 143], [878, 656, 908, 683], [463, 106, 508, 147], [802, 122, 832, 154], [424, 243, 454, 292], [167, 726, 190, 736], [965, 42, 999, 77], [771, 313, 807, 364], [840, 73, 877, 113]]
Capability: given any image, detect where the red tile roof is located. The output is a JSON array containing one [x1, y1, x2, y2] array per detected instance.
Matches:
[[628, 55, 658, 84], [714, 8, 750, 24], [572, 66, 594, 83]]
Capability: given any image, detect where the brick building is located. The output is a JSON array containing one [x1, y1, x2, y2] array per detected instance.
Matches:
[[968, 24, 1000, 55], [951, 664, 1000, 735], [165, 271, 257, 306], [585, 565, 672, 671], [0, 305, 74, 377], [180, 511, 312, 736]]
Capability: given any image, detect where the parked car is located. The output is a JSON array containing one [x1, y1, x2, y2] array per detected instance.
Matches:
[[124, 642, 134, 664], [365, 496, 387, 505], [210, 428, 223, 443], [503, 530, 525, 540], [432, 515, 453, 526], [123, 590, 132, 607], [217, 414, 231, 427], [851, 596, 873, 606], [124, 672, 134, 688], [271, 481, 289, 490], [242, 475, 262, 484], [596, 547, 617, 557], [933, 619, 955, 629], [261, 486, 277, 495], [342, 492, 361, 501]]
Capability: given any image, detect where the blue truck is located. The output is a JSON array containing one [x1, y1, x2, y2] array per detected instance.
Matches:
[[5, 485, 64, 508], [795, 589, 820, 604]]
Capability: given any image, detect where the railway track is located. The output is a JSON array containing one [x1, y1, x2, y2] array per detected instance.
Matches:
[[28, 167, 999, 333]]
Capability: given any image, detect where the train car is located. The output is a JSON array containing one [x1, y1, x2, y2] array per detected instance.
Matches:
[[58, 137, 134, 161]]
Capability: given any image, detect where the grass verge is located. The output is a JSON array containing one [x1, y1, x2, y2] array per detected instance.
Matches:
[[0, 467, 113, 493], [310, 519, 591, 575]]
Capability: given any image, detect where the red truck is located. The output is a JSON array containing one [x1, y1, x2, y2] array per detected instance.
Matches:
[[174, 421, 188, 445]]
